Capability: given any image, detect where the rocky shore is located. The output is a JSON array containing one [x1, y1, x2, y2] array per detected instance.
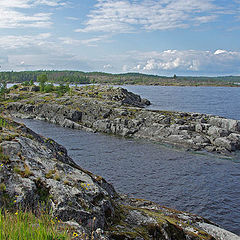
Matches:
[[1, 116, 240, 239], [4, 85, 240, 155]]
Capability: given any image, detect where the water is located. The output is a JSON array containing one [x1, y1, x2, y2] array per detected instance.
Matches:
[[119, 85, 240, 120], [12, 85, 240, 234], [17, 118, 240, 235], [7, 83, 240, 120]]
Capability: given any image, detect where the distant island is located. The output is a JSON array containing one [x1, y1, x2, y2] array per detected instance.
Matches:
[[1, 70, 240, 86]]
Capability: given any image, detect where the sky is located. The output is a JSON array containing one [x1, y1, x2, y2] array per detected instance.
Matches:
[[0, 0, 240, 76]]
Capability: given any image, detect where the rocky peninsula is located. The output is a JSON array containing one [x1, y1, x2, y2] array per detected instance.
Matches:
[[4, 84, 240, 155], [1, 116, 240, 239]]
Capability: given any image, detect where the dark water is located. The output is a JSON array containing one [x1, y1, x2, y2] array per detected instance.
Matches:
[[13, 85, 240, 235], [17, 118, 240, 235], [120, 85, 240, 120], [8, 83, 240, 120]]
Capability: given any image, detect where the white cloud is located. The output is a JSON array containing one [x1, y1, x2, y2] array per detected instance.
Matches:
[[34, 0, 67, 7], [76, 0, 224, 33], [122, 64, 129, 72], [0, 33, 51, 49], [214, 49, 228, 55], [0, 0, 66, 8], [103, 64, 113, 69], [66, 16, 79, 21], [0, 0, 31, 9], [3, 52, 92, 71], [123, 49, 240, 74], [0, 9, 52, 28], [59, 35, 110, 47], [2, 47, 240, 75], [58, 37, 82, 45], [0, 0, 66, 29]]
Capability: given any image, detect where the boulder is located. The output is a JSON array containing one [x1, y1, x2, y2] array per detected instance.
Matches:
[[1, 118, 227, 239], [214, 137, 236, 151], [207, 126, 229, 138]]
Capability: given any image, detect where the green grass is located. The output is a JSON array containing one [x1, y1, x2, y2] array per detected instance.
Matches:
[[0, 209, 71, 240], [0, 118, 7, 128]]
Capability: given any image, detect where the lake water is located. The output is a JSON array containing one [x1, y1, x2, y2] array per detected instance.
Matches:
[[7, 84, 240, 120], [120, 85, 240, 120], [15, 85, 240, 235]]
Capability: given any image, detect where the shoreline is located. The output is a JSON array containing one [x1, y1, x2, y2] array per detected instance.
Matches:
[[1, 116, 240, 239], [5, 81, 240, 88], [4, 84, 240, 155]]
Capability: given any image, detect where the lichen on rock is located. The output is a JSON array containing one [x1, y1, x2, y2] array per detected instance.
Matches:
[[0, 116, 239, 239], [4, 85, 240, 155]]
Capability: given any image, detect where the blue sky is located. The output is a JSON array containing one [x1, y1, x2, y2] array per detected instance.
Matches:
[[0, 0, 240, 76]]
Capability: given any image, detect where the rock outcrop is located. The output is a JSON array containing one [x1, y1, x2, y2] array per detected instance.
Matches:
[[1, 116, 239, 239], [4, 85, 240, 155]]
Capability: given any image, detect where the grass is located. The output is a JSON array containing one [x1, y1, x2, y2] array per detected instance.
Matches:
[[0, 209, 71, 240], [0, 118, 7, 128]]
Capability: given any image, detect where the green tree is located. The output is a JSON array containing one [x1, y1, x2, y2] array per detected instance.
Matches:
[[44, 84, 55, 93], [29, 79, 34, 86], [37, 74, 48, 92], [0, 82, 8, 99]]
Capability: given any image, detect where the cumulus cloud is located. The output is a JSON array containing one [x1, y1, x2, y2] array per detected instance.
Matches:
[[0, 0, 66, 28], [214, 49, 228, 55], [76, 0, 225, 33], [103, 64, 113, 69], [124, 49, 240, 74]]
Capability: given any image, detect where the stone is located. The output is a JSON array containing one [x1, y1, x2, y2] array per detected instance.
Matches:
[[30, 86, 40, 92], [193, 135, 210, 144], [209, 117, 240, 132], [4, 84, 240, 155], [214, 137, 236, 151], [207, 126, 229, 138], [0, 118, 228, 239], [197, 223, 240, 240]]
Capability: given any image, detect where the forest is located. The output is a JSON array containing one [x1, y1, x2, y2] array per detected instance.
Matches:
[[0, 70, 240, 86]]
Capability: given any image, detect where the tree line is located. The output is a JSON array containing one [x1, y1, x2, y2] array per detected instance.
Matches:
[[0, 70, 240, 86], [0, 71, 91, 84]]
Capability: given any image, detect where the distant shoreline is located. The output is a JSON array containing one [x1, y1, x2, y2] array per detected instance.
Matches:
[[1, 70, 240, 87], [6, 81, 240, 88]]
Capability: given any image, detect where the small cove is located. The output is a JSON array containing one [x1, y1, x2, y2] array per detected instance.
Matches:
[[16, 118, 240, 235], [12, 85, 240, 235]]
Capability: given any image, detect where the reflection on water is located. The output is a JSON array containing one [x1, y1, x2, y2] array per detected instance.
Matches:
[[16, 118, 240, 235]]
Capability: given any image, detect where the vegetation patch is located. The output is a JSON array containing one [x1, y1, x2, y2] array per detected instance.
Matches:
[[0, 209, 71, 240]]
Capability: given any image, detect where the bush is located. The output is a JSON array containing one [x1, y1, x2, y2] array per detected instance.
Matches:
[[56, 84, 70, 96], [44, 84, 55, 93]]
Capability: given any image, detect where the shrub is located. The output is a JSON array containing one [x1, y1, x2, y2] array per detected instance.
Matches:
[[0, 183, 6, 192], [44, 84, 55, 93]]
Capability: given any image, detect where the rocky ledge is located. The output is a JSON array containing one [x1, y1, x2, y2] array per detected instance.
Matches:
[[1, 116, 240, 239], [4, 85, 240, 155]]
